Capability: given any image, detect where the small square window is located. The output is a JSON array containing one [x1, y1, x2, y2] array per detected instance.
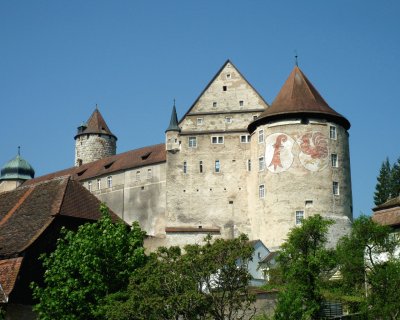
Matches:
[[225, 117, 232, 124], [239, 100, 244, 107], [253, 115, 258, 120], [330, 126, 337, 140], [147, 169, 152, 179], [213, 102, 217, 107], [247, 159, 251, 171], [188, 136, 197, 148], [305, 200, 313, 208], [333, 181, 339, 195], [211, 136, 224, 144], [226, 73, 231, 79], [107, 176, 112, 188], [259, 156, 265, 171], [295, 211, 304, 225], [240, 135, 250, 143], [331, 154, 338, 167], [97, 178, 101, 190], [223, 86, 227, 91], [88, 181, 92, 191], [215, 160, 220, 173], [197, 118, 203, 125], [259, 185, 265, 198], [258, 129, 264, 143], [136, 171, 141, 181]]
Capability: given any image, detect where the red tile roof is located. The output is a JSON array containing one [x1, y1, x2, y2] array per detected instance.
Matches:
[[0, 257, 22, 300], [0, 177, 120, 258], [24, 143, 166, 186], [75, 108, 117, 139], [248, 66, 350, 132], [372, 196, 400, 228]]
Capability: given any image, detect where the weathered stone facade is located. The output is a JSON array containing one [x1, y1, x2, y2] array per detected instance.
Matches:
[[75, 134, 116, 166]]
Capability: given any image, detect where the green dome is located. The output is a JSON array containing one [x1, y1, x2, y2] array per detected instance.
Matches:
[[0, 154, 35, 181]]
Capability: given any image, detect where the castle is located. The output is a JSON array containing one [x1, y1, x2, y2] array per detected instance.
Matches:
[[0, 60, 353, 250]]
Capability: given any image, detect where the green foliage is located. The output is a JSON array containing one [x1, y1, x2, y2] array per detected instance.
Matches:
[[336, 216, 400, 318], [104, 234, 256, 320], [374, 157, 400, 206], [273, 215, 335, 320], [32, 204, 146, 320], [0, 306, 5, 320]]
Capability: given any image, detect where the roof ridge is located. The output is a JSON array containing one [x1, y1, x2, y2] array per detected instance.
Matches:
[[0, 187, 35, 228]]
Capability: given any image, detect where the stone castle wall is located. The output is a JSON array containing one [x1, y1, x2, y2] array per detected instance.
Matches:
[[75, 134, 116, 166]]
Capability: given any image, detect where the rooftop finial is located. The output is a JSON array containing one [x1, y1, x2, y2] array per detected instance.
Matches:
[[17, 146, 21, 156], [173, 98, 176, 107], [294, 50, 299, 67], [95, 103, 98, 110]]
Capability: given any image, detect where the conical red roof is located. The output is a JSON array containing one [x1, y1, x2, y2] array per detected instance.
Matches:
[[248, 66, 350, 132], [75, 108, 117, 140]]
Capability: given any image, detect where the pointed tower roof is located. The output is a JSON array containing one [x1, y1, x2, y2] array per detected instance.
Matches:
[[165, 102, 180, 132], [248, 66, 350, 132], [74, 108, 117, 140]]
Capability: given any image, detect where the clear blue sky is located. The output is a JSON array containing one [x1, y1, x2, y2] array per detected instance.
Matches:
[[1, 1, 399, 217]]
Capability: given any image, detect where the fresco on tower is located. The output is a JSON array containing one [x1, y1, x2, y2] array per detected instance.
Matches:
[[297, 131, 329, 172], [265, 133, 294, 173]]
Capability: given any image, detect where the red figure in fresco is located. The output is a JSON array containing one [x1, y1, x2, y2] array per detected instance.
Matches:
[[268, 134, 287, 170], [300, 132, 328, 159]]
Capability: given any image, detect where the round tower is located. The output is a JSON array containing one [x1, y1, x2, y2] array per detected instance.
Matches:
[[165, 101, 181, 152], [74, 107, 117, 166], [0, 147, 35, 192], [248, 66, 352, 249]]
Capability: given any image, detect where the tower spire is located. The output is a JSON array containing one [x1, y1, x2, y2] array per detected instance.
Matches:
[[165, 100, 180, 132]]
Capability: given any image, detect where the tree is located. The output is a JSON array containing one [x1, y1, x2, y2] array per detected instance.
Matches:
[[32, 204, 146, 320], [104, 234, 256, 320], [391, 157, 400, 198], [374, 157, 393, 206], [273, 215, 335, 320], [336, 216, 400, 318]]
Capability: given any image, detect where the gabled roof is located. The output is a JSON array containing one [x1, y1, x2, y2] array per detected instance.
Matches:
[[0, 177, 120, 258], [24, 143, 166, 185], [180, 59, 269, 122], [372, 196, 400, 227], [75, 108, 117, 140], [0, 257, 22, 302], [248, 66, 350, 132]]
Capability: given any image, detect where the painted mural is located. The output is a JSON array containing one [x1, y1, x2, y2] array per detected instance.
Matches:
[[297, 132, 329, 172], [265, 133, 294, 173]]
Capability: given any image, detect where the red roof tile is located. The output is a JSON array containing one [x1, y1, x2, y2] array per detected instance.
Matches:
[[0, 257, 23, 300], [75, 108, 116, 139], [24, 143, 166, 186], [0, 177, 120, 258], [249, 66, 350, 132]]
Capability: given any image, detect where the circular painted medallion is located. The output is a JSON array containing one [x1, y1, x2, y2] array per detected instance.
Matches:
[[297, 131, 329, 171], [265, 133, 294, 173]]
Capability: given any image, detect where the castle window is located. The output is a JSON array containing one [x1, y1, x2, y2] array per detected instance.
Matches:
[[77, 159, 82, 166], [183, 161, 187, 174], [240, 135, 250, 143], [259, 156, 265, 171], [199, 161, 203, 173], [330, 126, 337, 140], [333, 181, 339, 195], [188, 137, 197, 148], [213, 102, 217, 108], [247, 159, 251, 171], [295, 211, 304, 225], [331, 154, 338, 167], [305, 200, 313, 208], [259, 185, 265, 198], [239, 100, 244, 107], [225, 117, 232, 124], [197, 118, 203, 125], [147, 169, 152, 179], [88, 181, 92, 191], [215, 160, 220, 173], [258, 129, 264, 143], [253, 115, 258, 120], [211, 136, 224, 144], [226, 73, 231, 79], [97, 179, 101, 190], [223, 86, 227, 91], [136, 171, 141, 181], [107, 176, 112, 188]]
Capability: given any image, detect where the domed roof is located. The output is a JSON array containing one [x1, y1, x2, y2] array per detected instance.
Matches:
[[248, 66, 350, 133], [0, 153, 35, 181]]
